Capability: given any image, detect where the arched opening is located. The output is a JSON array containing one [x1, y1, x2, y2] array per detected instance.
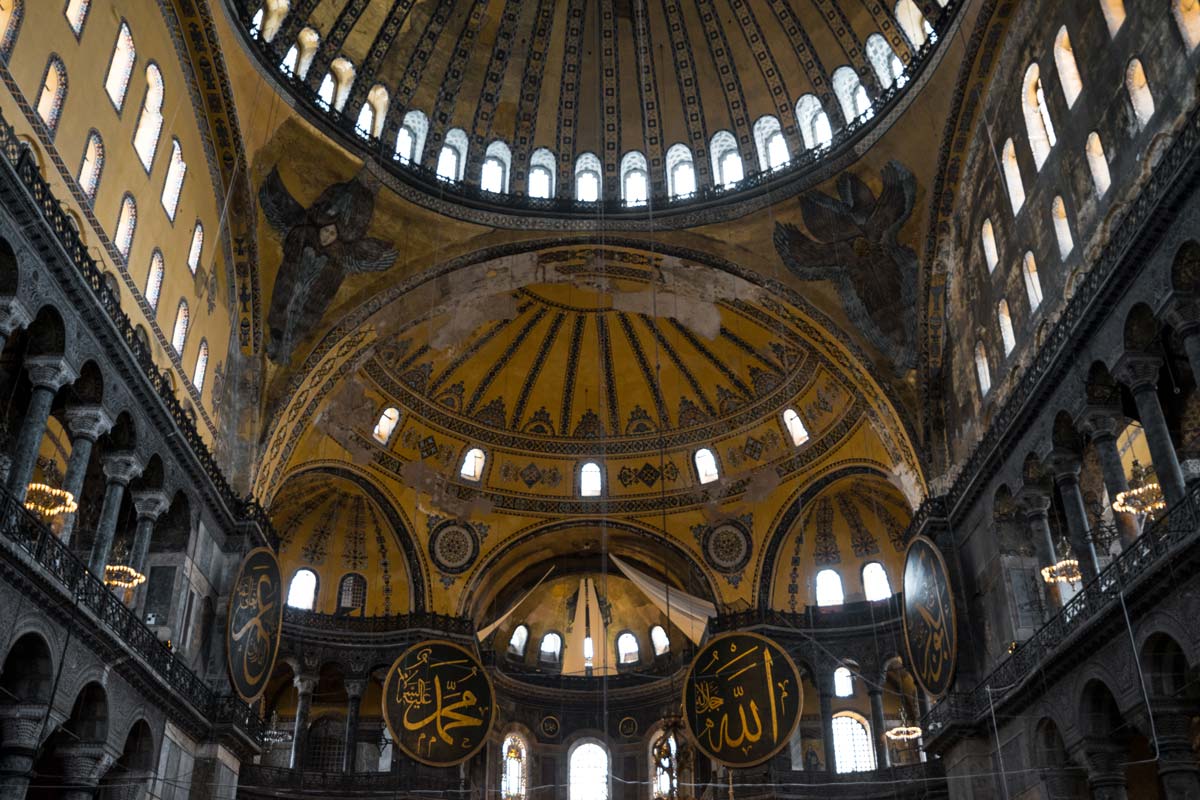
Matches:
[[282, 27, 319, 78], [481, 140, 512, 194], [160, 139, 187, 220], [305, 716, 344, 772], [437, 129, 468, 183], [539, 631, 562, 665], [501, 734, 528, 800], [575, 153, 601, 201], [580, 461, 603, 497], [171, 299, 189, 353], [866, 34, 905, 89], [709, 131, 743, 188], [816, 568, 844, 606], [651, 731, 678, 799], [372, 407, 399, 443], [104, 23, 135, 110], [998, 299, 1016, 355], [650, 625, 669, 655], [694, 448, 719, 484], [192, 339, 208, 392], [337, 572, 366, 614], [833, 665, 855, 697], [795, 94, 833, 150], [1125, 59, 1155, 129], [1054, 28, 1083, 108], [36, 57, 67, 136], [187, 222, 204, 273], [1174, 0, 1200, 51], [1051, 196, 1073, 258], [1086, 132, 1111, 197], [79, 131, 104, 200], [0, 0, 19, 57], [394, 109, 428, 164], [1022, 252, 1043, 311], [975, 341, 992, 395], [287, 568, 318, 610], [1001, 138, 1025, 214], [1022, 63, 1057, 169], [895, 0, 933, 48], [356, 84, 388, 139], [460, 447, 486, 481], [508, 624, 529, 656], [862, 561, 892, 600], [832, 66, 872, 123], [528, 147, 556, 198], [616, 631, 639, 664], [0, 633, 53, 705], [619, 150, 649, 206], [783, 408, 809, 446], [981, 218, 999, 272], [1099, 0, 1126, 37], [832, 712, 876, 772], [115, 194, 137, 258], [753, 115, 789, 171], [66, 0, 91, 34], [568, 741, 609, 800], [134, 64, 165, 170], [665, 143, 696, 199]]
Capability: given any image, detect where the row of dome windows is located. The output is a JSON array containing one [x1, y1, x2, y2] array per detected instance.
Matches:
[[249, 0, 944, 202], [372, 406, 810, 493], [506, 624, 671, 668]]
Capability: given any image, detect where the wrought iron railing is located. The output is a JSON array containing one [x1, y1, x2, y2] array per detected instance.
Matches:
[[714, 595, 904, 633], [238, 764, 465, 792], [282, 607, 474, 635]]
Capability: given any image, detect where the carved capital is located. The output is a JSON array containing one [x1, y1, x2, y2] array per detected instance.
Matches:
[[0, 703, 49, 750], [1016, 485, 1052, 518], [1160, 295, 1200, 337], [344, 678, 368, 700], [101, 452, 143, 486], [0, 295, 31, 337], [294, 675, 317, 696], [23, 355, 76, 393], [56, 741, 109, 784], [1113, 352, 1163, 393], [1046, 447, 1082, 483], [1075, 405, 1124, 442], [130, 489, 170, 521], [64, 405, 113, 442]]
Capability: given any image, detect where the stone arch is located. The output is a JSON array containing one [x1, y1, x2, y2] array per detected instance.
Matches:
[[98, 717, 155, 798], [1140, 631, 1189, 699], [1031, 716, 1086, 796], [0, 236, 19, 296], [1123, 303, 1160, 353], [64, 681, 109, 745], [68, 360, 105, 406], [151, 490, 192, 553], [25, 305, 66, 356], [1170, 240, 1200, 294], [0, 631, 54, 704]]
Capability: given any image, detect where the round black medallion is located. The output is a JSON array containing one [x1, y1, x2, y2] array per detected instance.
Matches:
[[902, 535, 958, 699], [428, 522, 479, 575], [225, 547, 284, 703], [702, 520, 752, 574]]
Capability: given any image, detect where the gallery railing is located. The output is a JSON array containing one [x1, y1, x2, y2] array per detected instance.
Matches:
[[713, 595, 904, 633], [282, 607, 474, 636], [238, 764, 465, 793]]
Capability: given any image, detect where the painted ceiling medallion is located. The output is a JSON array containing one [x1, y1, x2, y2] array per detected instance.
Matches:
[[428, 519, 482, 575], [695, 515, 753, 576]]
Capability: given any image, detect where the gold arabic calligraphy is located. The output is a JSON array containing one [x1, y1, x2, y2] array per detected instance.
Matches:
[[386, 643, 493, 765], [906, 543, 955, 694], [229, 562, 279, 692]]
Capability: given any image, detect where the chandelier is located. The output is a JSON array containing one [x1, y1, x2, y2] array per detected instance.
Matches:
[[1040, 559, 1081, 584], [103, 564, 146, 589], [264, 713, 293, 745], [885, 707, 922, 741], [1112, 459, 1165, 517], [24, 483, 77, 518]]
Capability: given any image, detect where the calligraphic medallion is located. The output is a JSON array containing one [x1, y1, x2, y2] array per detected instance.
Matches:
[[382, 640, 496, 767], [902, 535, 958, 699], [225, 547, 284, 703], [682, 632, 801, 768]]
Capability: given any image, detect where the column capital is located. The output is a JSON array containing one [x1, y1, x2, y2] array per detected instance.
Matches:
[[1075, 405, 1124, 441], [1160, 295, 1200, 337], [101, 452, 143, 486], [130, 489, 169, 521], [1016, 485, 1052, 517], [1113, 352, 1163, 393], [1046, 448, 1082, 483], [294, 675, 317, 695], [0, 295, 31, 337], [64, 405, 113, 442], [23, 355, 76, 392], [344, 678, 368, 700]]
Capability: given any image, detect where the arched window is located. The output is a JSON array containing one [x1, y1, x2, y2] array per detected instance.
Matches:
[[833, 666, 854, 697], [501, 734, 528, 800], [482, 140, 513, 194], [575, 153, 602, 201], [1085, 132, 1111, 197], [832, 67, 872, 124], [650, 625, 669, 656], [1174, 0, 1200, 50], [981, 218, 999, 272], [187, 222, 204, 273], [974, 341, 991, 395], [394, 109, 429, 165], [134, 64, 165, 170], [508, 625, 529, 656], [193, 339, 208, 392], [252, 0, 290, 43], [710, 131, 743, 188], [1022, 252, 1043, 311], [323, 58, 355, 112], [651, 732, 678, 800], [460, 447, 486, 481], [286, 568, 317, 610], [281, 44, 300, 75], [694, 448, 719, 484], [104, 23, 135, 110], [161, 139, 187, 220], [1022, 64, 1057, 169], [795, 94, 833, 150], [284, 27, 319, 79], [1053, 28, 1083, 109], [1099, 0, 1125, 37], [171, 299, 189, 354], [1001, 138, 1025, 214], [316, 72, 335, 110], [569, 742, 609, 800], [337, 573, 366, 613], [619, 150, 649, 206], [616, 632, 639, 664], [145, 250, 164, 311], [580, 461, 602, 497], [115, 194, 137, 258], [665, 143, 696, 198], [373, 407, 400, 443], [528, 147, 556, 198], [816, 568, 844, 606], [583, 635, 595, 669], [66, 0, 91, 34], [78, 131, 104, 200], [895, 0, 932, 48], [998, 300, 1016, 355], [866, 34, 905, 89], [437, 128, 468, 183], [752, 115, 788, 171], [37, 57, 68, 135], [0, 0, 20, 57], [783, 408, 809, 446], [832, 713, 876, 772], [1051, 196, 1073, 258], [1125, 59, 1155, 129], [356, 84, 388, 139], [862, 562, 892, 601], [539, 632, 562, 664]]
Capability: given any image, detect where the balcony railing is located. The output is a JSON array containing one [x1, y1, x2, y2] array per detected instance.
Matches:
[[238, 764, 465, 793], [712, 595, 904, 633], [282, 606, 475, 635]]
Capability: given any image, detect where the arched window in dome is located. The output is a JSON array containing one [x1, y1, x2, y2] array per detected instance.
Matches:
[[569, 742, 608, 800], [651, 731, 678, 800], [1175, 0, 1200, 50], [373, 407, 400, 443], [1051, 197, 1073, 258], [620, 150, 649, 206], [287, 568, 317, 610], [395, 109, 429, 165], [895, 0, 933, 48], [782, 408, 809, 446], [1125, 59, 1155, 129], [317, 58, 354, 113], [665, 143, 696, 199], [832, 67, 872, 124], [580, 461, 603, 497], [575, 153, 602, 201], [1053, 28, 1083, 109], [508, 625, 529, 656], [694, 448, 719, 484], [114, 194, 136, 258], [1086, 132, 1111, 197], [710, 131, 743, 188], [583, 635, 595, 669], [193, 339, 208, 392], [134, 64, 165, 171], [816, 569, 844, 606], [1022, 252, 1043, 311], [501, 734, 528, 800], [282, 28, 319, 79], [171, 299, 190, 354], [337, 573, 366, 613], [161, 139, 187, 221], [833, 666, 854, 697], [356, 84, 388, 139], [981, 218, 999, 272], [528, 148, 556, 198], [105, 23, 135, 110], [753, 115, 789, 171], [866, 34, 905, 90], [188, 222, 204, 274], [251, 0, 289, 43], [145, 250, 164, 312], [862, 562, 892, 600], [795, 95, 833, 150], [998, 299, 1016, 355], [36, 57, 67, 136], [437, 128, 469, 183], [1099, 0, 1125, 37], [616, 632, 639, 664], [1001, 138, 1024, 214], [1022, 63, 1057, 170], [461, 447, 486, 481], [833, 713, 876, 772], [539, 632, 562, 664], [78, 131, 104, 201], [0, 0, 20, 58], [482, 140, 512, 194], [650, 625, 669, 655]]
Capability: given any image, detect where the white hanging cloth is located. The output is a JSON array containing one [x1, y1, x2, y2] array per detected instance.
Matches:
[[475, 566, 554, 642], [609, 554, 715, 644]]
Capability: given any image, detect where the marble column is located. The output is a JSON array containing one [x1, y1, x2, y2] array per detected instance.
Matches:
[[1143, 702, 1200, 798], [6, 356, 75, 502], [0, 703, 48, 800], [290, 675, 316, 770], [819, 689, 836, 772], [0, 297, 31, 363], [1115, 353, 1187, 508], [1079, 739, 1128, 800], [1076, 406, 1141, 549], [86, 452, 142, 578], [343, 679, 367, 773], [128, 490, 168, 576], [1162, 297, 1200, 389], [57, 406, 112, 546], [868, 688, 889, 770], [1047, 450, 1101, 583], [1017, 487, 1061, 611]]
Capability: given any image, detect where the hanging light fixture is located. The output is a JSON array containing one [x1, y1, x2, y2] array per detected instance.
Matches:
[[885, 706, 922, 742], [24, 483, 77, 519], [103, 564, 146, 589], [1112, 459, 1165, 517], [1040, 558, 1081, 585]]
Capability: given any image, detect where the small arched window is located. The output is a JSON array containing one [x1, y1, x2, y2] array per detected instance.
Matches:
[[437, 128, 469, 183], [539, 632, 562, 663], [895, 0, 932, 48], [481, 140, 512, 194], [665, 143, 696, 198], [1022, 64, 1057, 169], [188, 222, 204, 273], [832, 67, 872, 124], [796, 94, 833, 150], [460, 447, 486, 481], [193, 339, 208, 392], [998, 300, 1016, 355], [974, 341, 991, 395], [65, 0, 91, 34], [145, 250, 164, 311], [753, 115, 788, 171], [105, 24, 135, 111], [981, 218, 999, 272], [1001, 138, 1025, 214], [252, 0, 290, 43], [37, 57, 68, 135], [316, 72, 335, 110], [710, 131, 743, 188], [866, 34, 905, 90], [1051, 197, 1073, 258], [172, 300, 190, 354], [78, 131, 104, 200], [694, 448, 719, 484], [356, 84, 388, 139], [337, 573, 366, 613], [288, 27, 320, 79], [134, 64, 165, 170], [616, 632, 639, 664], [395, 109, 429, 165], [783, 408, 809, 446], [575, 154, 602, 201], [373, 407, 400, 443], [580, 461, 603, 497], [1022, 252, 1043, 311], [1125, 59, 1155, 129], [1085, 132, 1111, 197], [832, 713, 876, 772], [651, 732, 678, 800], [862, 562, 892, 601], [502, 734, 528, 800], [1099, 0, 1126, 37], [619, 150, 649, 206], [569, 742, 609, 800], [508, 625, 529, 656], [325, 58, 355, 112], [528, 147, 556, 198], [833, 666, 854, 697], [1053, 28, 1083, 108], [1174, 0, 1200, 51], [0, 0, 21, 57], [161, 139, 187, 220], [816, 568, 844, 606], [650, 625, 669, 656], [287, 568, 318, 610], [115, 194, 137, 258]]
